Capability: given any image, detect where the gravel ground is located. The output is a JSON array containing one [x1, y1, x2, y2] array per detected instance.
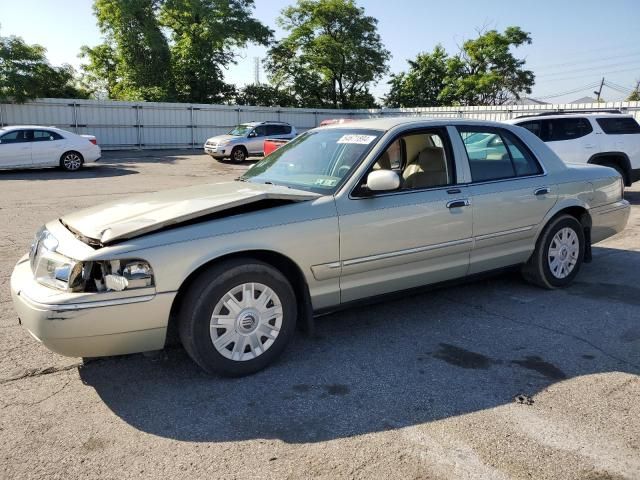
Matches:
[[0, 151, 638, 480]]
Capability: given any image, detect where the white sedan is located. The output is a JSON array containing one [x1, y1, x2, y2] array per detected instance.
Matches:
[[0, 126, 101, 171]]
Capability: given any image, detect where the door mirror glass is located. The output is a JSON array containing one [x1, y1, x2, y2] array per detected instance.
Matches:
[[367, 170, 400, 192], [248, 131, 257, 138]]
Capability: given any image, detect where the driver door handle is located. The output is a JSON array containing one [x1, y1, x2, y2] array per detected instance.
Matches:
[[534, 187, 550, 196], [446, 199, 471, 209]]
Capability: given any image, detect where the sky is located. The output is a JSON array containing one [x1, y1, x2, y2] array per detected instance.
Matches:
[[1, 0, 640, 104]]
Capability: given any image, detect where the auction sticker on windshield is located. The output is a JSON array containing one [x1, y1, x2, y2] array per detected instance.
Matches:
[[337, 134, 377, 145]]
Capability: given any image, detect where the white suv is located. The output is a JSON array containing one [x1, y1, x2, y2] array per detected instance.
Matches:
[[509, 112, 640, 186], [204, 121, 297, 163]]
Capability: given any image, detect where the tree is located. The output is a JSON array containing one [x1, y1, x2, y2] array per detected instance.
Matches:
[[385, 27, 534, 107], [0, 33, 88, 102], [442, 27, 534, 106], [627, 89, 640, 102], [82, 0, 272, 103], [384, 45, 450, 108], [159, 0, 272, 103], [234, 84, 299, 107], [265, 0, 390, 109]]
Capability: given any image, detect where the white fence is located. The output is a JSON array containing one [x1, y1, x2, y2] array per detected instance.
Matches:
[[1, 98, 639, 150]]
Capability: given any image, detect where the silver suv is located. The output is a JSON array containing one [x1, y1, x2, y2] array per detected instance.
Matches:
[[204, 121, 297, 162]]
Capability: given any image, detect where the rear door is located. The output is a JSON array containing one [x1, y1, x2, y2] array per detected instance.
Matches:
[[31, 130, 66, 166], [0, 129, 32, 168], [543, 118, 596, 164], [457, 126, 558, 274], [595, 117, 640, 170]]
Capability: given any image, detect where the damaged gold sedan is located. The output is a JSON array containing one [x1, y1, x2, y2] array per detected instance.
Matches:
[[11, 118, 630, 376]]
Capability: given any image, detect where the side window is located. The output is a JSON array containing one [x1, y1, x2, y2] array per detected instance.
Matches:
[[502, 131, 542, 176], [596, 117, 640, 134], [282, 125, 292, 134], [518, 120, 542, 138], [459, 127, 542, 182], [33, 130, 62, 141], [370, 130, 454, 190], [460, 129, 514, 182], [253, 125, 267, 137], [265, 125, 279, 136], [547, 118, 592, 141], [0, 130, 29, 144]]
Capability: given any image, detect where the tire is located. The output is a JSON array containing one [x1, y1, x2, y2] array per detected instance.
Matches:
[[522, 214, 585, 289], [600, 161, 627, 186], [230, 146, 247, 163], [178, 259, 297, 376], [60, 151, 83, 171]]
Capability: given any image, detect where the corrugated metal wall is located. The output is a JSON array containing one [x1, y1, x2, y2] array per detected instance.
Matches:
[[1, 98, 639, 150]]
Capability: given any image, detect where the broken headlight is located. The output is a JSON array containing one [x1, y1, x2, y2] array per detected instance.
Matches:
[[30, 229, 154, 292]]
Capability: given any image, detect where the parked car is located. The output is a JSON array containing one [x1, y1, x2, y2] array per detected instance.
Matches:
[[320, 118, 355, 126], [12, 118, 629, 376], [509, 111, 640, 186], [0, 125, 101, 171], [263, 138, 290, 156], [204, 121, 296, 162]]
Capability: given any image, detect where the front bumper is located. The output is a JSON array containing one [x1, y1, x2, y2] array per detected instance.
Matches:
[[591, 199, 631, 244], [204, 145, 228, 158], [10, 256, 176, 358]]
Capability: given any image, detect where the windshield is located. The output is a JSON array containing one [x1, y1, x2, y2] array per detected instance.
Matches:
[[228, 125, 253, 136], [240, 128, 383, 194]]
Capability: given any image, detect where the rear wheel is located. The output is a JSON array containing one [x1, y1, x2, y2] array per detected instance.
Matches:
[[60, 151, 83, 171], [522, 214, 585, 289], [178, 259, 297, 376]]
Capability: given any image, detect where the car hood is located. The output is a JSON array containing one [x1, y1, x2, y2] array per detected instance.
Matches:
[[207, 134, 238, 143], [60, 182, 320, 245]]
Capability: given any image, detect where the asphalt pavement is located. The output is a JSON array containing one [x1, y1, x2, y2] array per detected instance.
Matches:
[[0, 151, 638, 479]]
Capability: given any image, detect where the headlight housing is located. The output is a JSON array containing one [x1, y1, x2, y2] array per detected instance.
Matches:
[[29, 229, 154, 293]]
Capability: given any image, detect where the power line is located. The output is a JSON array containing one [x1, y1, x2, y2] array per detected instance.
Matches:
[[535, 82, 600, 99], [529, 51, 640, 71], [534, 66, 640, 83], [535, 60, 640, 78]]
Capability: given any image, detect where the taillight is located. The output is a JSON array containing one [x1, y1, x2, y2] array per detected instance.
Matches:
[[89, 138, 97, 145]]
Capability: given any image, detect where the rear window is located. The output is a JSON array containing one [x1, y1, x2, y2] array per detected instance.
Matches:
[[596, 117, 640, 134]]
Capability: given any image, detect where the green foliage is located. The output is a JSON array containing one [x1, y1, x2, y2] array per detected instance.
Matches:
[[234, 84, 299, 107], [627, 90, 640, 102], [159, 0, 272, 103], [0, 33, 89, 102], [81, 0, 271, 103], [384, 45, 450, 108], [386, 27, 535, 107], [265, 0, 389, 109]]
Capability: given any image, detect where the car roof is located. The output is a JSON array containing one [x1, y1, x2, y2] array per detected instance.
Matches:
[[319, 116, 513, 131], [510, 113, 635, 123], [241, 121, 292, 126], [0, 125, 68, 132]]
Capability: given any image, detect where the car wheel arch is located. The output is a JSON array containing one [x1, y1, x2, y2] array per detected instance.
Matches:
[[167, 249, 314, 345], [588, 152, 632, 185], [530, 203, 592, 263]]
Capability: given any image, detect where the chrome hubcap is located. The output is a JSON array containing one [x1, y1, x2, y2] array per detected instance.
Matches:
[[233, 150, 244, 161], [210, 283, 283, 361], [548, 227, 579, 279], [63, 154, 81, 170]]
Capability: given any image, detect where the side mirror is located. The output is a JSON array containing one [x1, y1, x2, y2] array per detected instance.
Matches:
[[248, 131, 257, 138], [366, 170, 400, 192]]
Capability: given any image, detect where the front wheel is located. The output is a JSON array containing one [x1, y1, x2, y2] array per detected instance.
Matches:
[[522, 214, 585, 289], [178, 259, 297, 376], [230, 146, 247, 163]]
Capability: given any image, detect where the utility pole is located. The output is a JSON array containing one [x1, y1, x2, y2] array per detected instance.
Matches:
[[253, 57, 261, 85], [594, 77, 605, 102]]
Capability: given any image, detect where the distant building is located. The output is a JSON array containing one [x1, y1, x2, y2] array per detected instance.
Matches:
[[505, 97, 549, 105], [570, 96, 598, 104]]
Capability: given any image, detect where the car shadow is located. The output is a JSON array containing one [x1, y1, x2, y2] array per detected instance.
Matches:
[[79, 246, 640, 444], [0, 164, 138, 180]]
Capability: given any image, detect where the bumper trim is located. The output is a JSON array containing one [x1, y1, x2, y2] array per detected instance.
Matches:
[[17, 290, 155, 312]]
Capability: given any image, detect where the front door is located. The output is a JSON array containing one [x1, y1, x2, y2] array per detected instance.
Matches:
[[246, 125, 267, 155], [336, 128, 473, 303], [457, 125, 558, 274], [0, 129, 32, 168]]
